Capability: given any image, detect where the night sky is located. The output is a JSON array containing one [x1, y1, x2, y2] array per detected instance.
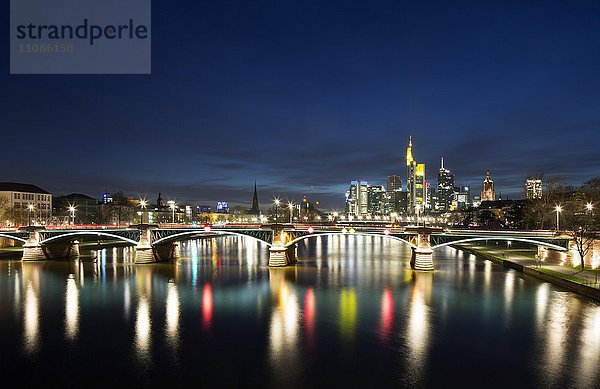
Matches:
[[2, 1, 599, 210]]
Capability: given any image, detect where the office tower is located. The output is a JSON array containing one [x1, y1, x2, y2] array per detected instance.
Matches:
[[367, 185, 386, 216], [406, 136, 425, 215], [346, 180, 369, 216], [437, 157, 454, 212], [386, 175, 402, 213], [525, 178, 542, 200]]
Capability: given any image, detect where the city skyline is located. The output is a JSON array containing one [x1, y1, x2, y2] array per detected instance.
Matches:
[[2, 1, 599, 208]]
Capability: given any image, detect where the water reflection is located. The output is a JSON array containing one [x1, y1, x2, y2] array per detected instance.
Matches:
[[2, 237, 600, 388], [135, 294, 152, 363], [545, 294, 568, 382], [405, 271, 433, 384], [65, 274, 79, 342], [268, 269, 301, 385], [303, 288, 316, 349], [339, 288, 357, 343], [579, 307, 600, 387], [202, 283, 213, 330], [165, 282, 180, 348], [22, 265, 40, 356], [379, 288, 394, 344]]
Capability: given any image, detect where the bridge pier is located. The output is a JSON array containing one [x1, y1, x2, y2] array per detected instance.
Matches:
[[154, 242, 180, 262], [410, 247, 434, 271], [135, 227, 158, 264], [406, 227, 435, 271], [22, 228, 46, 261], [269, 244, 297, 267]]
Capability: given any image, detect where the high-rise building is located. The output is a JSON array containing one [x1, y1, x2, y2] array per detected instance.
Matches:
[[437, 157, 454, 212], [386, 175, 402, 213], [415, 163, 425, 212], [406, 136, 425, 215], [346, 180, 369, 216], [481, 170, 495, 202], [367, 185, 386, 216], [452, 186, 471, 210], [525, 178, 542, 200]]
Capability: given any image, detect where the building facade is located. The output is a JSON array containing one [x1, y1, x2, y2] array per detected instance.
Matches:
[[346, 180, 369, 216], [406, 136, 425, 215], [437, 157, 454, 212], [525, 178, 542, 200], [481, 170, 495, 202], [0, 182, 52, 226]]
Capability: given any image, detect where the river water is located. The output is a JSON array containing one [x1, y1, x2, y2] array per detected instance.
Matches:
[[0, 235, 598, 387]]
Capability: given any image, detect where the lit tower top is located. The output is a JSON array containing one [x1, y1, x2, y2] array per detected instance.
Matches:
[[406, 135, 414, 166], [481, 170, 495, 202]]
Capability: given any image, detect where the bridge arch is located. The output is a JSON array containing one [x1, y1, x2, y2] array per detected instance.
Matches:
[[40, 231, 140, 246], [431, 237, 568, 251], [284, 231, 417, 249], [0, 233, 28, 244], [151, 230, 273, 247]]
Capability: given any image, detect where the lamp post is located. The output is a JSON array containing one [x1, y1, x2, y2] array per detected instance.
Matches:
[[68, 205, 76, 225], [27, 204, 34, 227], [586, 202, 594, 218], [288, 201, 294, 224], [140, 199, 147, 225], [274, 199, 280, 234], [168, 200, 176, 224], [555, 205, 562, 232]]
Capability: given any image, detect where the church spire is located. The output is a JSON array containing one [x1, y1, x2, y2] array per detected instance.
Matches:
[[249, 181, 260, 214]]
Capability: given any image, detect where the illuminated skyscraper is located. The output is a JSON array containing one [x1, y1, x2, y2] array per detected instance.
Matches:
[[525, 178, 542, 200], [437, 157, 454, 212], [406, 136, 424, 215], [481, 170, 495, 202], [346, 180, 369, 216], [386, 175, 402, 213]]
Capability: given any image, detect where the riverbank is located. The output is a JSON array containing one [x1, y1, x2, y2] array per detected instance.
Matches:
[[454, 243, 600, 303]]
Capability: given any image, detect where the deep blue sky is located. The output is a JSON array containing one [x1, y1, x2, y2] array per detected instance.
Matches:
[[2, 0, 600, 210]]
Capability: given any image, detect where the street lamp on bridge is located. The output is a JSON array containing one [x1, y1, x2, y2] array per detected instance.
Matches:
[[27, 204, 34, 227], [273, 198, 280, 234], [168, 200, 176, 224], [140, 199, 148, 225], [288, 201, 294, 224], [68, 204, 76, 225]]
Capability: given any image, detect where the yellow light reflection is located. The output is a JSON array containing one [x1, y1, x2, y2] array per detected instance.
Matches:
[[577, 307, 600, 387], [135, 294, 152, 362], [165, 282, 180, 347], [268, 277, 300, 384], [339, 289, 357, 342], [405, 271, 433, 383], [23, 280, 40, 355], [545, 295, 567, 378], [65, 276, 79, 342]]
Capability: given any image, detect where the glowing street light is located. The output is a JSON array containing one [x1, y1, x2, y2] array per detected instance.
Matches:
[[27, 204, 34, 227], [140, 199, 148, 224], [273, 198, 280, 234], [168, 200, 176, 224], [68, 204, 76, 225], [555, 205, 562, 231], [288, 201, 294, 223]]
